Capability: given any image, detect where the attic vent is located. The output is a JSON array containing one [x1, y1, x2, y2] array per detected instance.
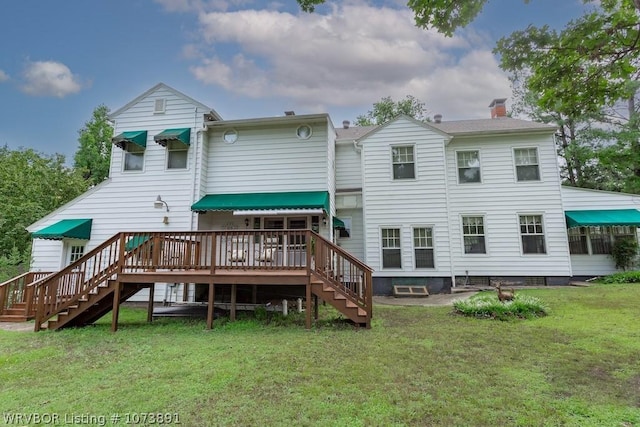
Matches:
[[154, 98, 166, 114]]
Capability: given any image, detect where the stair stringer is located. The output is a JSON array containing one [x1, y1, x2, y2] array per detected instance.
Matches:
[[310, 272, 369, 327]]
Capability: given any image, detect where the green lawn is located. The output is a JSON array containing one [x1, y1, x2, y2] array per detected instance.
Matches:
[[1, 284, 639, 426]]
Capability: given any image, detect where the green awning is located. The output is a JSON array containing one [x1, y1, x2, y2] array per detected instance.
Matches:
[[112, 130, 147, 149], [192, 191, 330, 213], [154, 128, 190, 147], [32, 219, 92, 240], [333, 217, 346, 228], [125, 235, 150, 252], [565, 209, 640, 228]]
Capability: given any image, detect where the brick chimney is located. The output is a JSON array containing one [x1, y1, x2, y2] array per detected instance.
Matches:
[[489, 98, 507, 118]]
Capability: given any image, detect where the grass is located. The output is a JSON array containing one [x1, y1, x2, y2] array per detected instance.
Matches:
[[1, 284, 639, 426], [453, 292, 549, 320]]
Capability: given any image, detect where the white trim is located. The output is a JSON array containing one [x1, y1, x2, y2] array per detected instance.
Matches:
[[233, 209, 324, 216]]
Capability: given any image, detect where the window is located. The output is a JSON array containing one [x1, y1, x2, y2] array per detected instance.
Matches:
[[457, 150, 481, 183], [391, 146, 415, 180], [570, 226, 637, 255], [167, 141, 188, 169], [520, 215, 546, 254], [462, 216, 486, 254], [514, 148, 540, 181], [296, 124, 312, 140], [69, 245, 85, 263], [568, 227, 588, 254], [338, 217, 352, 238], [381, 228, 401, 268], [124, 144, 144, 171], [413, 227, 434, 268]]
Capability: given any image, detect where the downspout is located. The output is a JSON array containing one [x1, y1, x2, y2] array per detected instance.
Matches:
[[190, 108, 200, 232], [442, 137, 456, 289]]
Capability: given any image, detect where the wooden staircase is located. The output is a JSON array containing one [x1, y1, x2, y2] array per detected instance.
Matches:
[[311, 276, 368, 326], [2, 229, 372, 331]]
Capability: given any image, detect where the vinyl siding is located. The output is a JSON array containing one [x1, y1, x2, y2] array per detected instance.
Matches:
[[361, 118, 451, 276], [29, 86, 208, 301], [446, 133, 571, 277], [204, 121, 329, 194], [336, 208, 364, 261], [336, 142, 362, 190], [561, 186, 640, 276]]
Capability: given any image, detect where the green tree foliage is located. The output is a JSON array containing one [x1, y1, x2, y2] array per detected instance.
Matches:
[[495, 0, 640, 193], [73, 104, 113, 185], [0, 147, 88, 260], [355, 95, 429, 126]]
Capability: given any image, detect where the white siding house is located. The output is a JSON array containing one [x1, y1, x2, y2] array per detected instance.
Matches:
[[26, 85, 640, 297]]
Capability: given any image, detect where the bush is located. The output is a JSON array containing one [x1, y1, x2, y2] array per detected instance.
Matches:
[[453, 293, 549, 320], [597, 270, 640, 284], [611, 237, 639, 270]]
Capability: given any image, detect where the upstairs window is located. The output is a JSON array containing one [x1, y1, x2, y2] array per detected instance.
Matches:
[[167, 141, 188, 169], [124, 144, 144, 171], [457, 150, 481, 183], [520, 215, 546, 254], [514, 148, 540, 181], [381, 228, 402, 268], [392, 146, 415, 180]]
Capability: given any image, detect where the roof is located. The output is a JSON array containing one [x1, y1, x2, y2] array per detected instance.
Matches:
[[431, 117, 556, 135], [109, 83, 222, 121], [204, 113, 330, 128], [335, 125, 378, 141]]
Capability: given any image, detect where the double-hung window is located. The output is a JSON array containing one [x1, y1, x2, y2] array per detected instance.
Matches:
[[167, 141, 188, 169], [520, 215, 546, 254], [381, 228, 402, 268], [457, 150, 481, 183], [413, 227, 434, 268], [124, 144, 144, 171], [514, 148, 540, 181], [391, 146, 415, 180], [462, 216, 486, 254]]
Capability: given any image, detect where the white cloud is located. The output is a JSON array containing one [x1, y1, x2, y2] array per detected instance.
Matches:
[[0, 70, 8, 82], [21, 61, 83, 98], [187, 3, 511, 119]]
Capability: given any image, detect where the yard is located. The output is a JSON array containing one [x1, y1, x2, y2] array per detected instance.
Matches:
[[1, 284, 639, 426]]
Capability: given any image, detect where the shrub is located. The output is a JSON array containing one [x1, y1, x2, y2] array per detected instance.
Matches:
[[453, 293, 549, 320], [597, 270, 640, 284], [611, 237, 639, 270]]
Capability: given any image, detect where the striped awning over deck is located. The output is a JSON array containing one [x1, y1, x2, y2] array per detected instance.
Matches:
[[192, 191, 330, 214]]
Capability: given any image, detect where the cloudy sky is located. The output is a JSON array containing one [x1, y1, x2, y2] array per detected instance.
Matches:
[[1, 0, 587, 160]]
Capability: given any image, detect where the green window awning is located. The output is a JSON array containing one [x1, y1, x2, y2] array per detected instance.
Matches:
[[32, 219, 92, 240], [112, 130, 147, 149], [154, 128, 190, 147], [565, 209, 640, 228], [125, 235, 150, 252], [192, 191, 330, 213], [333, 217, 346, 228]]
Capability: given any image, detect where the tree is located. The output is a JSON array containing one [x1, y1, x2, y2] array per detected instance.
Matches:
[[494, 0, 640, 193], [355, 95, 429, 126], [74, 105, 113, 186], [0, 147, 88, 262]]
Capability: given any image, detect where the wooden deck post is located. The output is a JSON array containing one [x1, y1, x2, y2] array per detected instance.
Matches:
[[313, 295, 319, 320], [111, 281, 121, 332], [147, 283, 155, 323], [206, 282, 215, 330], [305, 282, 312, 329], [230, 284, 237, 322], [251, 285, 257, 304]]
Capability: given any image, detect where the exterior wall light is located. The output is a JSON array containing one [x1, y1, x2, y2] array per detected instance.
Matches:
[[154, 195, 170, 212]]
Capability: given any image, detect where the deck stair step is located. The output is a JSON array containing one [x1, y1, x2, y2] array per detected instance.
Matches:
[[0, 314, 29, 322], [310, 272, 368, 326]]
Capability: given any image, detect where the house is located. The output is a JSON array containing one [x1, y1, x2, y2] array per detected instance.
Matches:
[[3, 83, 639, 330]]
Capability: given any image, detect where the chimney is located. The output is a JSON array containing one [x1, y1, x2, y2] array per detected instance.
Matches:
[[433, 114, 442, 124], [342, 120, 350, 129], [284, 110, 295, 116], [489, 98, 507, 118]]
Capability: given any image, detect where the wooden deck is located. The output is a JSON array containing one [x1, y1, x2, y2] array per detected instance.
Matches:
[[2, 230, 373, 331]]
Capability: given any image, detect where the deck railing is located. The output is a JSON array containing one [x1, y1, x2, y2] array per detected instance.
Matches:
[[0, 271, 52, 315], [33, 229, 372, 329]]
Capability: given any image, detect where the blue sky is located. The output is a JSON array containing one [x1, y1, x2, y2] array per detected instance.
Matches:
[[1, 0, 588, 161]]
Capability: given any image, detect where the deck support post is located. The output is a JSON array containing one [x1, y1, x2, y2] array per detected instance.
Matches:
[[147, 283, 155, 323], [314, 295, 319, 320], [206, 282, 215, 330], [111, 281, 121, 332], [251, 285, 257, 304], [305, 282, 312, 329], [230, 284, 237, 322], [183, 283, 189, 302]]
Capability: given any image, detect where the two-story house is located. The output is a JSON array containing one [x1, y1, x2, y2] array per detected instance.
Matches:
[[24, 84, 640, 305]]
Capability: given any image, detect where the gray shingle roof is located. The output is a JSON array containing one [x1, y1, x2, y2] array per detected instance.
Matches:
[[335, 125, 378, 140], [430, 117, 556, 135]]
